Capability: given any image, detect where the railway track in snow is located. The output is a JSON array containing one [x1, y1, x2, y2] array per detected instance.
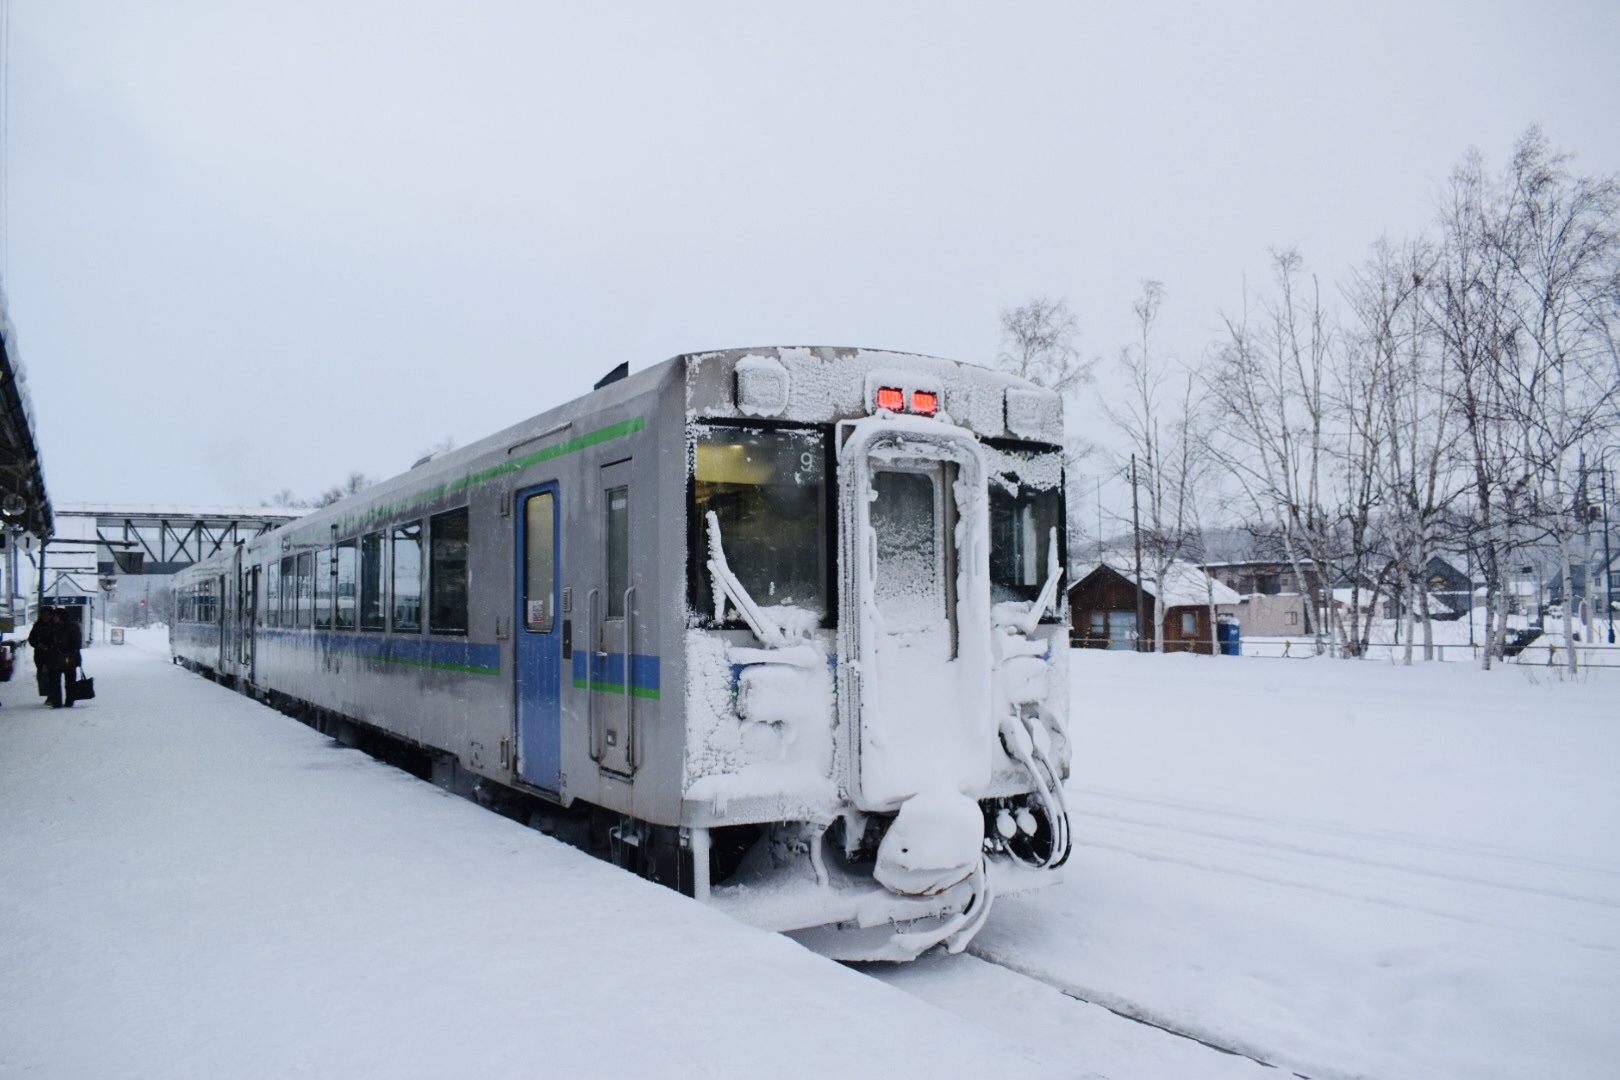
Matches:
[[970, 944, 1319, 1079], [868, 941, 1321, 1080], [1071, 787, 1620, 936], [868, 785, 1620, 1080]]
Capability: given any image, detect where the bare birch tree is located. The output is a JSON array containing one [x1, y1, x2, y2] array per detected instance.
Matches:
[[1494, 128, 1620, 673], [997, 296, 1096, 395], [1433, 129, 1620, 670], [1101, 281, 1212, 651], [1344, 236, 1456, 663], [1205, 250, 1339, 654], [998, 295, 1099, 558]]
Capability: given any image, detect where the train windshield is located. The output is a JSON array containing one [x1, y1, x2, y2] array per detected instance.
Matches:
[[691, 424, 829, 626], [988, 446, 1066, 607]]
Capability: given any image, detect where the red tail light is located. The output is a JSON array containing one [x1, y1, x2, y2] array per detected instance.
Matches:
[[911, 390, 938, 415], [875, 386, 905, 412]]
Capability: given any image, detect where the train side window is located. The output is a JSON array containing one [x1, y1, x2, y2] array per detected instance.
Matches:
[[606, 486, 629, 618], [523, 492, 555, 633], [294, 552, 314, 627], [360, 532, 386, 631], [429, 508, 469, 635], [335, 540, 358, 630], [279, 556, 296, 626], [265, 561, 280, 627], [392, 521, 423, 632], [315, 548, 335, 630]]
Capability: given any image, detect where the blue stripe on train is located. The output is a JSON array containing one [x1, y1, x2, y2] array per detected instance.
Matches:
[[571, 650, 661, 699], [256, 629, 502, 675]]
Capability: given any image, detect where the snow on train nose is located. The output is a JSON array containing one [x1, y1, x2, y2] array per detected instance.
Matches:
[[873, 786, 986, 897]]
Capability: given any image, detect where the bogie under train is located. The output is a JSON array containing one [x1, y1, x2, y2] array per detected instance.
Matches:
[[172, 346, 1072, 960]]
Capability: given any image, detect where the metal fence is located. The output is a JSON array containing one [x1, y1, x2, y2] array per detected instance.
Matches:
[[1237, 636, 1620, 668]]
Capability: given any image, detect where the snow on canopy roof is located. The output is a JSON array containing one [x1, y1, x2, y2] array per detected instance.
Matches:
[[1078, 555, 1242, 607]]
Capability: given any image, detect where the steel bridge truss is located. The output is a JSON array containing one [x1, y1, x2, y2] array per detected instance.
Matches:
[[85, 512, 302, 576]]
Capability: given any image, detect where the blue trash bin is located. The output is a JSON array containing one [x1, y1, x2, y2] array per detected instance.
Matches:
[[1217, 620, 1241, 656]]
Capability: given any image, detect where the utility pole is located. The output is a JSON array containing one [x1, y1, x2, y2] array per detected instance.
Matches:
[[1131, 453, 1145, 653], [1601, 446, 1619, 644]]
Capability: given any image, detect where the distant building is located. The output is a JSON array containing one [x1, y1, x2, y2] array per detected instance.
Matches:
[[1069, 558, 1240, 653], [1423, 556, 1473, 621], [1203, 559, 1326, 637], [1547, 565, 1588, 609]]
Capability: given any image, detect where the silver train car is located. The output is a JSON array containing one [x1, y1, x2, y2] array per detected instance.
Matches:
[[171, 346, 1072, 960]]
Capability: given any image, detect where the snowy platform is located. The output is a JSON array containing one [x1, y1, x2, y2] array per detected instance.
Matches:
[[0, 629, 1038, 1079]]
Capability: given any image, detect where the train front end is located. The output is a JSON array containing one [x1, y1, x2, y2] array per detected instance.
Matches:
[[682, 347, 1071, 961]]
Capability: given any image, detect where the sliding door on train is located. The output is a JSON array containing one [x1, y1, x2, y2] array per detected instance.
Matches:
[[594, 459, 636, 777], [515, 484, 563, 793]]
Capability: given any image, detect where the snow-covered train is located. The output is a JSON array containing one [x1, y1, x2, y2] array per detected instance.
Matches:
[[170, 346, 1072, 960]]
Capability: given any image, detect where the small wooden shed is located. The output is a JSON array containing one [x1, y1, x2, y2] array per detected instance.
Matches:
[[1069, 560, 1240, 654]]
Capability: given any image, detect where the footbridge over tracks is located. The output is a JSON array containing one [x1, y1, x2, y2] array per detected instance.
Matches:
[[53, 503, 307, 577], [42, 505, 307, 622]]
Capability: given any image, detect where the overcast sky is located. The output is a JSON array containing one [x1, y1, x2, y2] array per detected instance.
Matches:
[[6, 1, 1618, 509]]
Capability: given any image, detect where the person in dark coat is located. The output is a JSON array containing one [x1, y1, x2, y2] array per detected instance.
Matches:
[[51, 612, 83, 708], [27, 608, 59, 701], [29, 609, 81, 708]]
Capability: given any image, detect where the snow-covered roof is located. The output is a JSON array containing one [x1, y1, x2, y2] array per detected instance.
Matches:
[[1077, 555, 1241, 607], [1331, 588, 1456, 616]]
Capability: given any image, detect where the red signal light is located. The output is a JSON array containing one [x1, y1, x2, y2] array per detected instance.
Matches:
[[911, 390, 938, 415], [875, 386, 905, 412]]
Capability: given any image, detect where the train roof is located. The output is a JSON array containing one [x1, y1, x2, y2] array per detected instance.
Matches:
[[185, 345, 1063, 564]]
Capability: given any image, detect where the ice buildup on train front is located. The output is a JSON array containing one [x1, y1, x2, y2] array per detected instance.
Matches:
[[681, 347, 1072, 960]]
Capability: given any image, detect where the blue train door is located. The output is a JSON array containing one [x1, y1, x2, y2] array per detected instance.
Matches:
[[515, 484, 562, 793]]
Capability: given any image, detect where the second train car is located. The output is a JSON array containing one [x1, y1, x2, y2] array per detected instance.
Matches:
[[171, 345, 1072, 960]]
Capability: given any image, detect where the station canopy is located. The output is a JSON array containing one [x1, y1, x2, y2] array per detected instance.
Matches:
[[0, 295, 52, 539]]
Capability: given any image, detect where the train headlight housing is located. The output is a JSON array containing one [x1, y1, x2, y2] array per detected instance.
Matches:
[[867, 371, 944, 417], [874, 386, 905, 412]]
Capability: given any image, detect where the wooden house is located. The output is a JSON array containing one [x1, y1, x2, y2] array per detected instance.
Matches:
[[1069, 559, 1240, 654]]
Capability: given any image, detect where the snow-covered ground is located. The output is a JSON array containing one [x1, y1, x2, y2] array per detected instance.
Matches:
[[3, 629, 1616, 1079], [0, 628, 1038, 1079], [874, 650, 1620, 1079]]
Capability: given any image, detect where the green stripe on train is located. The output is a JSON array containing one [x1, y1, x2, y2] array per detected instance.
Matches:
[[379, 655, 501, 676], [572, 677, 661, 699], [287, 415, 647, 544]]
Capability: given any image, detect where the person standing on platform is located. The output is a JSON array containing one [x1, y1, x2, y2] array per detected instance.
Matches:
[[51, 612, 84, 708], [29, 608, 81, 708], [27, 608, 59, 702]]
